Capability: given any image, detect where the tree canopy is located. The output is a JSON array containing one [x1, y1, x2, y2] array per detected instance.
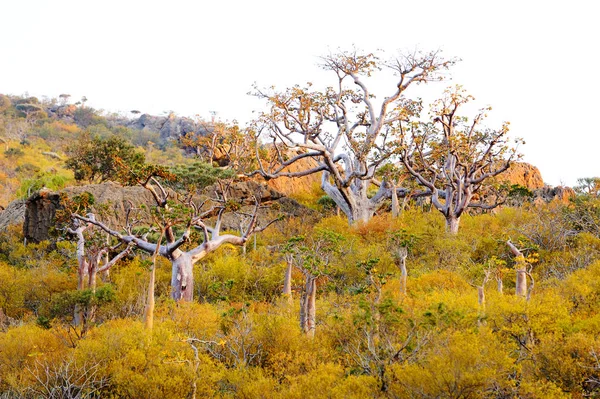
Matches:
[[252, 49, 455, 224], [65, 132, 146, 183]]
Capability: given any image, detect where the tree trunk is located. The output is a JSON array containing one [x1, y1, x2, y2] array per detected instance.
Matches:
[[397, 247, 408, 295], [283, 260, 293, 302], [515, 267, 527, 298], [322, 176, 376, 224], [350, 202, 374, 225], [300, 275, 316, 337], [446, 215, 460, 234], [171, 253, 195, 301], [144, 263, 156, 330], [101, 234, 110, 282], [391, 183, 399, 218], [300, 287, 307, 333], [497, 278, 503, 294], [85, 264, 98, 329], [307, 278, 316, 338], [477, 286, 485, 308], [400, 263, 407, 296], [507, 240, 528, 298], [74, 262, 86, 327]]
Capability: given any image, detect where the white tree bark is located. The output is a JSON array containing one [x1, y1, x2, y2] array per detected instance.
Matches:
[[397, 247, 408, 295], [283, 257, 293, 302], [507, 240, 528, 298], [252, 50, 453, 225], [391, 182, 400, 218], [446, 216, 461, 235], [300, 276, 317, 338]]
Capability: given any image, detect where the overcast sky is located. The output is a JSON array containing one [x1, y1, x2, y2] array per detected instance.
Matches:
[[1, 0, 598, 186]]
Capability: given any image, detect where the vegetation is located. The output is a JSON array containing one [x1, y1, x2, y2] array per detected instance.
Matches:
[[0, 51, 599, 397], [2, 201, 600, 397]]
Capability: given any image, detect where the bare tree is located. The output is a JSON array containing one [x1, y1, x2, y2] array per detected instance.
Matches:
[[506, 239, 534, 300], [27, 357, 108, 399], [251, 49, 454, 224], [72, 179, 277, 302], [285, 231, 344, 337], [67, 217, 132, 328], [400, 86, 521, 233], [59, 94, 71, 106], [468, 268, 492, 308], [389, 229, 418, 295]]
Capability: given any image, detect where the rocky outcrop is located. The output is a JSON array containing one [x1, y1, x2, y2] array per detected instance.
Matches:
[[533, 186, 576, 205], [0, 200, 26, 231], [499, 162, 544, 190], [22, 181, 314, 244], [128, 114, 207, 141], [48, 104, 78, 119], [497, 162, 576, 204], [23, 190, 62, 243], [264, 155, 322, 196]]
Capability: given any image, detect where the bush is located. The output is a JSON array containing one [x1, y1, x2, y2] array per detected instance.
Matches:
[[4, 147, 24, 158]]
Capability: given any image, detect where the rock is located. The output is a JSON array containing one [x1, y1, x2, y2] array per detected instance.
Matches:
[[23, 189, 61, 243], [0, 200, 26, 231], [128, 114, 205, 141], [263, 152, 322, 196], [42, 151, 62, 160], [533, 185, 576, 205], [21, 181, 314, 244], [499, 162, 544, 190]]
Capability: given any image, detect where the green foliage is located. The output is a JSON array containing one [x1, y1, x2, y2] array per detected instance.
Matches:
[[65, 132, 146, 183], [4, 147, 24, 158], [316, 195, 337, 213], [16, 173, 69, 198], [168, 161, 235, 191]]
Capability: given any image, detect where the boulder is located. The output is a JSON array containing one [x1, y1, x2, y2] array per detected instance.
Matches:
[[533, 186, 576, 205], [0, 200, 26, 231], [128, 114, 204, 141], [264, 153, 322, 196], [23, 189, 61, 243], [499, 162, 544, 190]]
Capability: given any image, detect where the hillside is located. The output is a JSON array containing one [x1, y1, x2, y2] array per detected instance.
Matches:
[[1, 92, 600, 398]]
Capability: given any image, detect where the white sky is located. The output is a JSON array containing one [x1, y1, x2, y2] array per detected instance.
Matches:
[[1, 0, 598, 186]]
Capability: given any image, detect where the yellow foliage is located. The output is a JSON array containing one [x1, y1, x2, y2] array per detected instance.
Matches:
[[389, 327, 514, 398], [75, 319, 194, 398], [286, 363, 379, 399], [0, 324, 69, 393]]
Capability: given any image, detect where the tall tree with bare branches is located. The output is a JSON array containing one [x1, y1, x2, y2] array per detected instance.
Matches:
[[251, 49, 455, 224], [72, 178, 277, 302], [400, 85, 521, 233]]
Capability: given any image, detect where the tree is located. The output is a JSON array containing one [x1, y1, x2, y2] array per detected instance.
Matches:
[[65, 133, 146, 183], [67, 216, 131, 330], [389, 229, 418, 295], [15, 103, 46, 121], [180, 120, 256, 171], [575, 177, 600, 198], [58, 193, 131, 330], [251, 49, 454, 224], [71, 175, 278, 302], [0, 94, 11, 113], [400, 85, 521, 233], [58, 94, 71, 106], [285, 230, 345, 337], [506, 239, 535, 300]]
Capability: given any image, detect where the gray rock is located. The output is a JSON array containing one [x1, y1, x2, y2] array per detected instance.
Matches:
[[0, 200, 26, 231], [21, 181, 314, 244]]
